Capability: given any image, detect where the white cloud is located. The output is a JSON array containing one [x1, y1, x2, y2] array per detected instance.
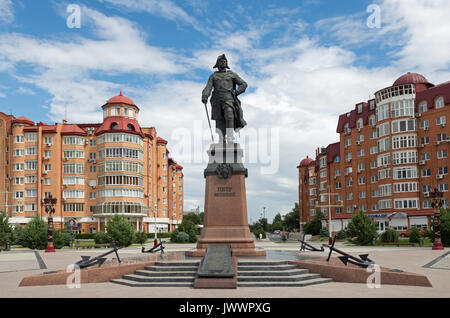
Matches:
[[0, 0, 13, 24]]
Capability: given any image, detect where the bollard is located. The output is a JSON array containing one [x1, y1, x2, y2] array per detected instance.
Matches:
[[419, 238, 424, 247], [372, 238, 377, 246], [6, 242, 10, 251]]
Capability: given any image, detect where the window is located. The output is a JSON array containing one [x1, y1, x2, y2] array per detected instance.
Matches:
[[378, 199, 392, 210], [377, 153, 390, 167], [14, 135, 24, 143], [394, 198, 419, 209], [98, 175, 143, 187], [394, 182, 418, 193], [369, 115, 376, 127], [378, 137, 390, 152], [435, 96, 444, 109], [25, 160, 37, 170], [378, 168, 391, 180], [25, 175, 37, 183], [422, 168, 431, 177], [14, 163, 24, 171], [63, 177, 85, 185], [357, 118, 363, 129], [25, 133, 37, 142], [391, 99, 414, 118], [376, 104, 389, 122], [392, 134, 417, 149], [420, 120, 429, 130], [420, 136, 430, 145], [90, 139, 96, 147], [64, 203, 84, 212], [25, 202, 37, 212], [359, 191, 366, 199], [14, 149, 24, 156], [423, 185, 432, 193], [63, 136, 85, 145], [393, 166, 417, 179], [63, 190, 85, 199], [391, 118, 416, 134], [438, 166, 448, 175], [44, 178, 51, 185], [99, 147, 143, 160], [436, 116, 446, 125], [44, 150, 51, 158], [358, 177, 366, 184], [357, 149, 364, 157], [25, 188, 37, 197], [437, 133, 447, 142], [419, 101, 428, 113], [44, 136, 53, 145], [64, 150, 85, 159], [15, 177, 24, 185], [64, 163, 84, 174], [346, 193, 353, 200], [439, 183, 448, 192], [378, 184, 392, 197], [392, 150, 417, 165], [44, 164, 52, 171], [437, 149, 447, 159], [377, 122, 390, 137], [320, 170, 326, 178], [15, 191, 24, 199]]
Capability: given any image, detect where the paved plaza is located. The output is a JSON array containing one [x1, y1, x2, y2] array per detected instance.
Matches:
[[0, 241, 449, 298]]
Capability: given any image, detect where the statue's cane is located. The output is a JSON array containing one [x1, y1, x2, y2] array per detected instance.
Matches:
[[203, 102, 215, 144]]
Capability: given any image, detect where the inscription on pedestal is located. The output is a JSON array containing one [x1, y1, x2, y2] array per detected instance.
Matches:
[[197, 244, 234, 278], [214, 186, 235, 197]]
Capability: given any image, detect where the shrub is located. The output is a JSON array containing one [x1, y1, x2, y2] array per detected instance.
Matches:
[[175, 232, 189, 243], [380, 228, 399, 243], [178, 220, 198, 235], [18, 215, 48, 250], [94, 232, 111, 244], [134, 231, 148, 244], [281, 233, 287, 241], [75, 233, 96, 239], [253, 228, 266, 239], [53, 230, 72, 249], [336, 229, 348, 240], [147, 232, 172, 239], [187, 229, 198, 243], [441, 209, 450, 247], [170, 229, 180, 243], [106, 215, 135, 247], [0, 212, 14, 247], [320, 227, 329, 238], [346, 210, 378, 245], [408, 228, 421, 244]]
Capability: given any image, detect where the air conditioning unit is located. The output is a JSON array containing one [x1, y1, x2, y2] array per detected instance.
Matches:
[[424, 126, 429, 131], [424, 192, 430, 197], [415, 113, 422, 118], [144, 194, 149, 198], [436, 175, 444, 180], [356, 141, 361, 145], [441, 123, 446, 128], [85, 140, 89, 145], [40, 177, 44, 182], [420, 144, 424, 148], [419, 160, 425, 165], [357, 170, 361, 174], [63, 184, 67, 188], [42, 156, 49, 161], [357, 128, 361, 132], [447, 137, 450, 142], [42, 170, 48, 175], [346, 158, 351, 163], [88, 130, 93, 135], [353, 205, 357, 209], [435, 141, 441, 145], [45, 143, 52, 147], [333, 175, 337, 179], [64, 157, 69, 161], [91, 185, 96, 189], [383, 164, 388, 168]]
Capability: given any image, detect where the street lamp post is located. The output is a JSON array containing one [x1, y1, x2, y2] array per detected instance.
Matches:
[[430, 187, 444, 250], [43, 194, 57, 253], [315, 186, 343, 245]]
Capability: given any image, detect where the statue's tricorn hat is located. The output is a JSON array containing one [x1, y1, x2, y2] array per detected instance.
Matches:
[[213, 54, 230, 69]]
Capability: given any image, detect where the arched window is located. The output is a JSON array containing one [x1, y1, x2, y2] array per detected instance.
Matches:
[[357, 118, 363, 129], [435, 96, 444, 109], [369, 115, 376, 127], [127, 124, 135, 131], [111, 122, 119, 130], [419, 101, 428, 113]]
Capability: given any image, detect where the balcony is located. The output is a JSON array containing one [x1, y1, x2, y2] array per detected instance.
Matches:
[[92, 201, 147, 216]]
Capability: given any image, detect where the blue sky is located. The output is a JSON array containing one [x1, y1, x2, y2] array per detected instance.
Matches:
[[1, 0, 450, 223]]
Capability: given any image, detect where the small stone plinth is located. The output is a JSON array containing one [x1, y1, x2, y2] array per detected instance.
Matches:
[[290, 258, 432, 287]]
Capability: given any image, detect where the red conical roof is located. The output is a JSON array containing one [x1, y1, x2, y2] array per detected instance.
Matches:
[[105, 91, 136, 106]]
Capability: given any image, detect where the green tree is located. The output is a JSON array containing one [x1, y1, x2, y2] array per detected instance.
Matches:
[[134, 231, 148, 244], [271, 213, 283, 232], [282, 203, 300, 232], [18, 215, 48, 250], [409, 228, 421, 244], [94, 232, 110, 244], [106, 215, 135, 247], [0, 212, 14, 247], [380, 228, 399, 243], [303, 210, 325, 235], [183, 213, 201, 225], [439, 208, 450, 246], [346, 210, 378, 245], [53, 230, 72, 249]]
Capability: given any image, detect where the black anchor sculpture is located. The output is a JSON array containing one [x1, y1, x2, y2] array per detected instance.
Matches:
[[141, 238, 165, 254], [299, 234, 325, 252], [75, 239, 121, 269], [322, 236, 375, 268]]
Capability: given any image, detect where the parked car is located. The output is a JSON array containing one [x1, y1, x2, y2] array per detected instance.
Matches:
[[398, 228, 425, 238]]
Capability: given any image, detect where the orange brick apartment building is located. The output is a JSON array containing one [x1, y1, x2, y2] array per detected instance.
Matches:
[[298, 73, 450, 234], [0, 92, 183, 234]]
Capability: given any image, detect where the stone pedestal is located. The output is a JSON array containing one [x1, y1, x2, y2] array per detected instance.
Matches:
[[186, 143, 265, 257]]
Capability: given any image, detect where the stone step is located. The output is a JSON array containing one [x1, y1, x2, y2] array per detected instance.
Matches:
[[122, 274, 195, 283], [237, 278, 333, 287], [111, 279, 193, 287], [238, 269, 309, 276], [154, 261, 200, 267], [144, 266, 199, 272], [134, 270, 198, 277], [237, 260, 290, 266], [238, 265, 298, 271], [238, 273, 321, 282]]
